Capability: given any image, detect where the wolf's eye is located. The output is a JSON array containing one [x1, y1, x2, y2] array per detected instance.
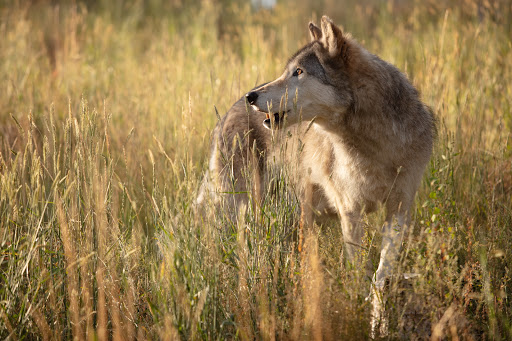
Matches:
[[292, 68, 303, 77]]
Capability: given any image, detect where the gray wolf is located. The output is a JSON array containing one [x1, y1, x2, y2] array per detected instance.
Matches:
[[246, 15, 435, 334], [200, 16, 435, 334]]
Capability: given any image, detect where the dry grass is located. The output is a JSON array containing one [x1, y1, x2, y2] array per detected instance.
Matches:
[[1, 0, 511, 339]]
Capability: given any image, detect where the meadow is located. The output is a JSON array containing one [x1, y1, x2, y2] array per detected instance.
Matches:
[[1, 0, 511, 339]]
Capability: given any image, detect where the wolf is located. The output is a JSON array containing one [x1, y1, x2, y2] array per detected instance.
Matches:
[[245, 16, 435, 334], [199, 15, 435, 335]]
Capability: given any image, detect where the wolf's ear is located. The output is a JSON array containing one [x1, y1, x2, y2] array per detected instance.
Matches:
[[309, 22, 322, 41], [320, 16, 348, 58]]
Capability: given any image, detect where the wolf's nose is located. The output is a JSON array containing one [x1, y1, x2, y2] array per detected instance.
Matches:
[[246, 91, 258, 105]]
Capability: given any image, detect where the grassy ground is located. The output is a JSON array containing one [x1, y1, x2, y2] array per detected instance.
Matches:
[[1, 0, 511, 339]]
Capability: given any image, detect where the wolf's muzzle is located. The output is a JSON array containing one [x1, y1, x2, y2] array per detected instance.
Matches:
[[246, 91, 258, 105]]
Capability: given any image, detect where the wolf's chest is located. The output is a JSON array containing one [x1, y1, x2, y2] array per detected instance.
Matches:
[[308, 137, 388, 207]]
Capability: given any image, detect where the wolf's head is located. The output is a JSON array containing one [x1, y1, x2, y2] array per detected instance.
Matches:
[[246, 16, 357, 129]]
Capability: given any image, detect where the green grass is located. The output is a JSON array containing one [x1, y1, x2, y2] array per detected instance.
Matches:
[[1, 0, 511, 339]]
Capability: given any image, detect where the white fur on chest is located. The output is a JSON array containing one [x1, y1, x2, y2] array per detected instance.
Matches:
[[308, 124, 387, 212]]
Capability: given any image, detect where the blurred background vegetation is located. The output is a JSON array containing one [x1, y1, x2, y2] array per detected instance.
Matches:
[[1, 0, 511, 339]]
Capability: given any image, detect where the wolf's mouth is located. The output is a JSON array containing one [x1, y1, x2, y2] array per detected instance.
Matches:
[[251, 105, 289, 130], [263, 112, 284, 129]]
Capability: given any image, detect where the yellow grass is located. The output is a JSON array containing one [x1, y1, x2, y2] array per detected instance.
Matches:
[[1, 0, 511, 339]]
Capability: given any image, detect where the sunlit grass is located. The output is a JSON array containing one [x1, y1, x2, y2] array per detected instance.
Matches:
[[1, 0, 511, 339]]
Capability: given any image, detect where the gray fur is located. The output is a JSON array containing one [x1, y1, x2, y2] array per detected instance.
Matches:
[[198, 16, 435, 336]]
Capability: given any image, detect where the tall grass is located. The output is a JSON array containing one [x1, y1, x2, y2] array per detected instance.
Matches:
[[1, 0, 511, 339]]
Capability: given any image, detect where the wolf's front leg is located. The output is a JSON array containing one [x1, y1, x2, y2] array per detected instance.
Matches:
[[299, 181, 313, 252], [339, 209, 364, 262], [370, 214, 406, 337]]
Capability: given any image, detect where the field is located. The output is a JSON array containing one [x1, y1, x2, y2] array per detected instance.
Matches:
[[1, 0, 511, 339]]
